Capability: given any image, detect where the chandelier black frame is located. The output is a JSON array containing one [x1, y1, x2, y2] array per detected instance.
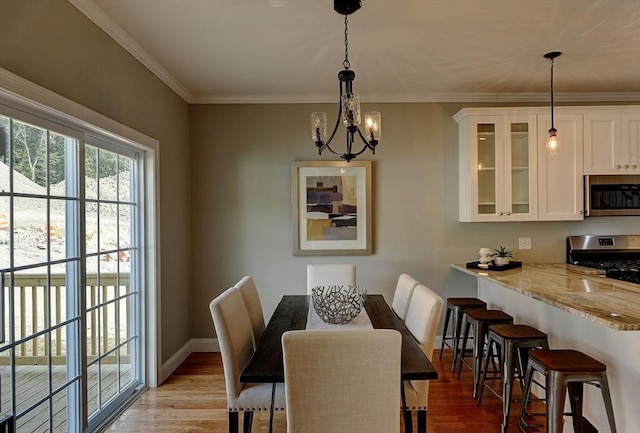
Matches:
[[311, 0, 381, 162]]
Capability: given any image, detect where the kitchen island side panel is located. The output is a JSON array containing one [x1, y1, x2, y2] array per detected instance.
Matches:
[[479, 278, 639, 433]]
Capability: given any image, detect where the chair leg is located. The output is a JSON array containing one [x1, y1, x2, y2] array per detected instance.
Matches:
[[439, 307, 451, 359], [416, 410, 427, 433], [598, 373, 618, 433], [243, 411, 254, 433], [229, 411, 239, 433], [401, 381, 413, 433]]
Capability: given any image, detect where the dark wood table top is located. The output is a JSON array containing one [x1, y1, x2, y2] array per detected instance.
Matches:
[[240, 294, 439, 383]]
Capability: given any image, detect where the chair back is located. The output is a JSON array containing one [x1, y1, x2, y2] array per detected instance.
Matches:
[[391, 273, 419, 321], [306, 264, 356, 294], [403, 284, 444, 410], [282, 329, 401, 433], [234, 276, 265, 346], [209, 287, 255, 407]]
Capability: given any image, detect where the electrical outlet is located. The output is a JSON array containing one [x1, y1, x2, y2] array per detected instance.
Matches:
[[519, 237, 532, 249]]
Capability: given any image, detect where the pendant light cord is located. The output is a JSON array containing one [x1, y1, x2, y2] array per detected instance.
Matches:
[[550, 57, 555, 129]]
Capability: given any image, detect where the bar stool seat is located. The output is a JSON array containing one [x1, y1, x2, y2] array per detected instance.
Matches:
[[519, 349, 617, 433], [478, 324, 549, 433], [439, 297, 487, 372], [456, 309, 514, 398]]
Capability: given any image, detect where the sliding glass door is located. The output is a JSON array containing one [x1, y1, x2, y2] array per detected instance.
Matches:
[[0, 107, 144, 432]]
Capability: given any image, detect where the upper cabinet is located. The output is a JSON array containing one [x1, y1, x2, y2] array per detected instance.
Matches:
[[455, 110, 537, 222], [455, 107, 593, 222], [537, 113, 584, 221], [584, 108, 640, 174]]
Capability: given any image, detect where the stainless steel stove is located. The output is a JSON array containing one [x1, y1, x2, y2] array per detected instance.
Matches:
[[566, 235, 640, 284]]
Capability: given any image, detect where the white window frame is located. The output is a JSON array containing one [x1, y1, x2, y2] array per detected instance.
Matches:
[[0, 67, 161, 393]]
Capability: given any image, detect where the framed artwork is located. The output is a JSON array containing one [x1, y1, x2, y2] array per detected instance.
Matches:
[[292, 160, 372, 256]]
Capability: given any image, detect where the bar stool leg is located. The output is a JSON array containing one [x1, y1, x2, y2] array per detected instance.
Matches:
[[599, 373, 618, 433], [567, 381, 584, 433], [518, 362, 536, 431], [477, 335, 494, 406], [547, 372, 567, 433], [451, 307, 465, 372], [471, 321, 486, 399], [439, 306, 452, 359], [500, 340, 517, 433], [455, 319, 472, 378]]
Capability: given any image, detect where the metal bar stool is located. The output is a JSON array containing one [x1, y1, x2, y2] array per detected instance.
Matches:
[[478, 324, 549, 433], [439, 297, 487, 372], [519, 349, 617, 433], [456, 309, 514, 398]]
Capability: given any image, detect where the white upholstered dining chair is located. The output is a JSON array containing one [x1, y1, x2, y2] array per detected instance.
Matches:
[[306, 263, 356, 294], [391, 273, 420, 321], [402, 284, 444, 433], [234, 276, 265, 347], [282, 329, 402, 433], [209, 287, 285, 433]]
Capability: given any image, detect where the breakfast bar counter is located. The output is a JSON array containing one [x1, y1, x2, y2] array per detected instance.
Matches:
[[451, 263, 640, 330], [452, 263, 640, 432]]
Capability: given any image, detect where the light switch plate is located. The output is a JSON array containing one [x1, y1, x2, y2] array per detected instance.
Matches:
[[519, 237, 532, 249]]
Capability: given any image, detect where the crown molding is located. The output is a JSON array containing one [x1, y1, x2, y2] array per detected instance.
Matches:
[[190, 91, 640, 105], [67, 0, 192, 103]]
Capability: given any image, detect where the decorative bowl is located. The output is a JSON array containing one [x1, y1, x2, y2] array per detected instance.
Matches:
[[311, 285, 367, 325]]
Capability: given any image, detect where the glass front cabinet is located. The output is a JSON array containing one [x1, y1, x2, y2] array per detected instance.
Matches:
[[456, 111, 537, 222]]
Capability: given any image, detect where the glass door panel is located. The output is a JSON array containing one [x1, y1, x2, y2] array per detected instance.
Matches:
[[510, 122, 530, 214], [477, 123, 496, 215]]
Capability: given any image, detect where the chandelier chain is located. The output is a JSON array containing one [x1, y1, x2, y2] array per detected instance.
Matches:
[[343, 15, 350, 69]]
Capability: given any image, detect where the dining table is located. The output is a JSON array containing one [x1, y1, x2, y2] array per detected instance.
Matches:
[[240, 294, 439, 433]]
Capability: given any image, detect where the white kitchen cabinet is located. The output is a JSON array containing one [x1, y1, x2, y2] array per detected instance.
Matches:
[[537, 113, 584, 221], [455, 110, 537, 222], [584, 109, 640, 174]]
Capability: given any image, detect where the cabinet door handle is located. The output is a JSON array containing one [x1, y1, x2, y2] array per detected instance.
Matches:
[[624, 164, 629, 169], [578, 210, 583, 214], [632, 164, 637, 169], [506, 212, 511, 215], [499, 212, 504, 216], [616, 164, 622, 169]]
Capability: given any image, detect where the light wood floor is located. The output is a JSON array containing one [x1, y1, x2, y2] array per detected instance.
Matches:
[[106, 350, 545, 433]]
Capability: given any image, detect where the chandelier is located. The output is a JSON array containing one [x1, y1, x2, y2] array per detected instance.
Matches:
[[311, 0, 381, 162], [544, 51, 561, 155]]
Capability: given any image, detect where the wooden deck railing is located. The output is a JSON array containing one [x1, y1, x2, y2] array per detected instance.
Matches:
[[1, 273, 131, 364]]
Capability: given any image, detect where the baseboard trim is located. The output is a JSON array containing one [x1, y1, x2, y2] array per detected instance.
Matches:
[[159, 338, 219, 384]]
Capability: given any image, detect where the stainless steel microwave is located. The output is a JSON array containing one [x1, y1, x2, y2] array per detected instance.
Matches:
[[585, 174, 640, 216]]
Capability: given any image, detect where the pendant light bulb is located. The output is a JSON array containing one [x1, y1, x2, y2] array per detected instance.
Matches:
[[547, 128, 558, 155]]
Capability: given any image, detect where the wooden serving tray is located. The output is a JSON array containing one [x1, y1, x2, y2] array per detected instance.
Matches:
[[466, 261, 522, 271]]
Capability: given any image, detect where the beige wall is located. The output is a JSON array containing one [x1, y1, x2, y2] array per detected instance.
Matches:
[[0, 0, 192, 362], [189, 102, 639, 336]]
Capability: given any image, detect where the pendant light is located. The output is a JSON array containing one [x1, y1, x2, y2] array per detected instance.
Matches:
[[311, 0, 380, 162], [544, 51, 561, 155]]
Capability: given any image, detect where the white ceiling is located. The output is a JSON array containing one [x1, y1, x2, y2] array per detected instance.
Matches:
[[69, 0, 640, 104]]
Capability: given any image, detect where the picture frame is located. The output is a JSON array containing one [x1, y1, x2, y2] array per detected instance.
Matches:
[[292, 160, 372, 256]]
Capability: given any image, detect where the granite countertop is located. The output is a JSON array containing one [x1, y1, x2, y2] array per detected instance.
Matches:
[[451, 263, 640, 331]]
